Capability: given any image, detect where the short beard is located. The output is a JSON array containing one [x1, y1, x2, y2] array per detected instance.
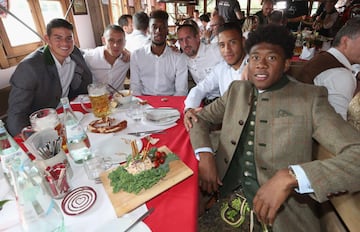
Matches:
[[152, 41, 166, 46]]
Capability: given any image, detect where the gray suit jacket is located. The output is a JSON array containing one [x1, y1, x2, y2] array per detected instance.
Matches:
[[7, 45, 92, 136], [189, 78, 360, 231]]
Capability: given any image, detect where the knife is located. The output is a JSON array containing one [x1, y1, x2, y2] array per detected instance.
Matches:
[[127, 129, 164, 136], [124, 207, 154, 232]]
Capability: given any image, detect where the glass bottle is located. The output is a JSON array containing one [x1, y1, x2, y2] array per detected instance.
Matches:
[[9, 157, 64, 232], [0, 119, 29, 186], [60, 97, 93, 164]]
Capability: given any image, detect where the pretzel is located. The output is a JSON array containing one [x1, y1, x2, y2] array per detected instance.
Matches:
[[87, 116, 127, 133]]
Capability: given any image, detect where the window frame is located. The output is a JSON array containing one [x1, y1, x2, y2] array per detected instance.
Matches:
[[0, 0, 78, 69]]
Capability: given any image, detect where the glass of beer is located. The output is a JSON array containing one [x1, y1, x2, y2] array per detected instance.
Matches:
[[21, 108, 62, 140], [87, 83, 110, 118]]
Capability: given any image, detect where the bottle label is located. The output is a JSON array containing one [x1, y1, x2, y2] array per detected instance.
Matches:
[[65, 122, 86, 142], [1, 150, 26, 174]]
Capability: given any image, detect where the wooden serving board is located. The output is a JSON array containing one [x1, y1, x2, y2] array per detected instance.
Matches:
[[99, 146, 194, 217]]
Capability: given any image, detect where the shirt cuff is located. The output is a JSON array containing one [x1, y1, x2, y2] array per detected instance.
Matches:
[[289, 165, 314, 194], [194, 147, 214, 160]]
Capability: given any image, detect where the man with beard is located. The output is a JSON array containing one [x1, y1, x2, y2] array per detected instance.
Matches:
[[83, 25, 129, 90], [130, 10, 188, 96], [177, 20, 223, 106], [183, 22, 247, 131], [7, 18, 92, 136]]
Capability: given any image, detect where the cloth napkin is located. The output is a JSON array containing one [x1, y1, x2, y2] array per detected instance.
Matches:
[[144, 108, 180, 121], [300, 46, 316, 60]]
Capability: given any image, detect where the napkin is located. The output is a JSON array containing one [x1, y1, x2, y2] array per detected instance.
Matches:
[[144, 108, 180, 121], [299, 46, 315, 60]]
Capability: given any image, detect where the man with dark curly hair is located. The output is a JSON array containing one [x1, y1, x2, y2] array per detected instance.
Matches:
[[189, 24, 360, 231]]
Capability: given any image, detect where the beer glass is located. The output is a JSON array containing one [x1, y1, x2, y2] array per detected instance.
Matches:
[[21, 108, 61, 140], [87, 83, 110, 118]]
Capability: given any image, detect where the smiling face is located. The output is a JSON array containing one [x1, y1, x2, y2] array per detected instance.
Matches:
[[177, 26, 200, 58], [218, 29, 244, 70], [45, 27, 74, 64], [149, 18, 168, 46], [102, 29, 125, 58], [247, 42, 290, 90]]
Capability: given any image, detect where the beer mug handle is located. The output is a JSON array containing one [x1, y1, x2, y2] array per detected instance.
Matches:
[[79, 95, 92, 113], [20, 126, 35, 141]]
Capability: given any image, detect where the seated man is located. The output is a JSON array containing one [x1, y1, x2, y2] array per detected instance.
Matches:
[[176, 20, 223, 103], [7, 18, 92, 136], [183, 22, 247, 130], [301, 17, 360, 119], [130, 10, 188, 96], [83, 25, 129, 90], [189, 24, 360, 231], [203, 14, 225, 44], [118, 14, 133, 38], [125, 11, 150, 53]]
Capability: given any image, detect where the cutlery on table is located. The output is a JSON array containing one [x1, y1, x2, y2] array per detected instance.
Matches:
[[107, 84, 124, 97], [127, 130, 164, 137], [123, 207, 155, 232]]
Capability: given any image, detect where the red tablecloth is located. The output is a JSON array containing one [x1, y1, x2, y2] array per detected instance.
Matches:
[[16, 96, 198, 232]]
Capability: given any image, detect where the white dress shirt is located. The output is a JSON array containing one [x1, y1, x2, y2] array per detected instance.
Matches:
[[184, 58, 248, 110], [125, 30, 150, 53], [130, 44, 188, 96], [83, 46, 129, 90], [52, 55, 75, 98], [314, 48, 356, 119], [184, 43, 223, 99]]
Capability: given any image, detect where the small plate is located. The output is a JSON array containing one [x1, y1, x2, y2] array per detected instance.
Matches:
[[61, 186, 97, 216], [94, 217, 151, 232], [143, 116, 180, 126], [58, 111, 83, 121], [143, 108, 180, 126], [93, 135, 143, 163]]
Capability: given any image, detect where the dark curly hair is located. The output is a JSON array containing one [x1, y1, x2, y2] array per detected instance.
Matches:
[[245, 25, 295, 59]]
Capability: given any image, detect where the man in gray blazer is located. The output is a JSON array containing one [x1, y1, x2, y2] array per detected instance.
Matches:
[[7, 18, 92, 136], [190, 24, 360, 231]]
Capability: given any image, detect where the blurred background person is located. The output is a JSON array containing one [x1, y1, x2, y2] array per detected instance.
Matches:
[[242, 15, 259, 39], [118, 14, 133, 38], [268, 10, 288, 26], [125, 11, 150, 53], [255, 0, 274, 25], [286, 0, 309, 31], [312, 0, 341, 37], [217, 0, 244, 22], [203, 14, 225, 44]]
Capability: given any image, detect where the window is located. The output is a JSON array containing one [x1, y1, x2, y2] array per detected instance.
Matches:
[[109, 0, 124, 24], [0, 0, 75, 69]]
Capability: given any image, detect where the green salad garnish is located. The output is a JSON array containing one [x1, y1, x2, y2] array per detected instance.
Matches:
[[108, 152, 178, 194]]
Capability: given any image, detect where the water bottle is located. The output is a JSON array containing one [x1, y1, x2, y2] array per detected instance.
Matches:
[[9, 157, 65, 232], [60, 97, 93, 164], [0, 119, 29, 186]]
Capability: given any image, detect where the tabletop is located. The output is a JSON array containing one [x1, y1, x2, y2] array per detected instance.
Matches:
[[0, 96, 198, 232]]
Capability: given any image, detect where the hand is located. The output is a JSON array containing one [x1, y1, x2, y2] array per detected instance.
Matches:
[[184, 107, 202, 131], [253, 169, 297, 226], [198, 152, 222, 193], [121, 49, 130, 63]]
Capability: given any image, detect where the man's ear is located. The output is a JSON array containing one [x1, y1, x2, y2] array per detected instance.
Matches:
[[44, 34, 50, 44], [101, 36, 106, 45], [284, 59, 291, 73]]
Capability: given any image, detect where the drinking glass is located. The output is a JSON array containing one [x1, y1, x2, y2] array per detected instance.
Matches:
[[87, 83, 110, 118]]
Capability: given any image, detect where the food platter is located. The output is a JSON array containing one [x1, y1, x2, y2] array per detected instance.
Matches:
[[100, 146, 193, 217]]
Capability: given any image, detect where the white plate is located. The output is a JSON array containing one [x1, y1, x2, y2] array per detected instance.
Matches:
[[143, 116, 180, 126], [94, 217, 151, 232], [93, 135, 143, 163], [58, 111, 84, 122]]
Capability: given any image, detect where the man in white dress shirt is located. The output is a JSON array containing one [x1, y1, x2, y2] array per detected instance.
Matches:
[[118, 14, 133, 38], [130, 10, 188, 96], [183, 22, 247, 130], [301, 18, 360, 119], [83, 25, 129, 90], [125, 11, 150, 53], [177, 20, 223, 101]]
